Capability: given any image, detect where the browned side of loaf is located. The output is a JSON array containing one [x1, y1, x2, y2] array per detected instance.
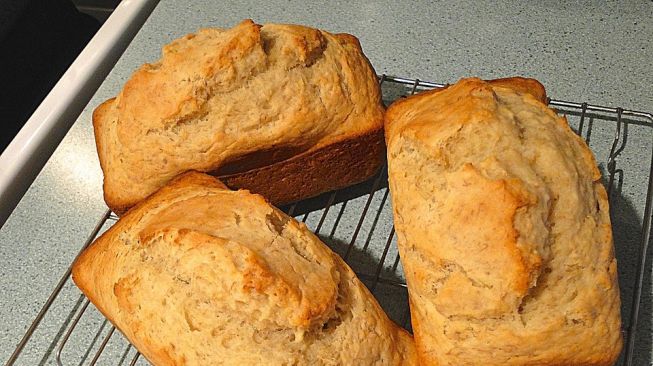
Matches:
[[218, 127, 385, 207]]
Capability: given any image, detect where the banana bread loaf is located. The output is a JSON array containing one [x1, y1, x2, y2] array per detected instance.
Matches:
[[94, 19, 385, 215], [72, 171, 416, 366], [386, 77, 622, 365]]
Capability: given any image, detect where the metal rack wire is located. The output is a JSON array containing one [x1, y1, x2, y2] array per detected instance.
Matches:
[[5, 75, 653, 366]]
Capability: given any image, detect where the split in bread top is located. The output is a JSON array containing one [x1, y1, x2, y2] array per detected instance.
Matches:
[[72, 171, 416, 366], [386, 77, 622, 365], [94, 19, 384, 214]]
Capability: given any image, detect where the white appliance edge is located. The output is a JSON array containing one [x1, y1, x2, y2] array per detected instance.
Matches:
[[0, 0, 159, 227]]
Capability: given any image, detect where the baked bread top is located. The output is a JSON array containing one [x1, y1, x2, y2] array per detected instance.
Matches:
[[386, 78, 621, 365], [72, 172, 416, 365], [95, 19, 383, 214]]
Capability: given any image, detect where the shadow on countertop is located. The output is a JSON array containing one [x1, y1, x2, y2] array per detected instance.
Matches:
[[610, 186, 652, 365]]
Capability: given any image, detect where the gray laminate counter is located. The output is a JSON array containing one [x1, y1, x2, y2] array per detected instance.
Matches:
[[1, 1, 652, 365]]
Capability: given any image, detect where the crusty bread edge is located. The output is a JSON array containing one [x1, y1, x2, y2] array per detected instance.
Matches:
[[219, 126, 385, 209], [487, 76, 547, 104], [72, 172, 229, 365], [385, 76, 547, 141], [92, 97, 121, 213]]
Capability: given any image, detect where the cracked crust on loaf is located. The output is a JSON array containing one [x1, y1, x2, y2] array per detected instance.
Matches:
[[72, 171, 416, 366], [386, 77, 622, 365], [94, 20, 385, 215]]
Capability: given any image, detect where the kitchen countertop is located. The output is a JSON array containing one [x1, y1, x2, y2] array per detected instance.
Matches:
[[1, 1, 652, 365]]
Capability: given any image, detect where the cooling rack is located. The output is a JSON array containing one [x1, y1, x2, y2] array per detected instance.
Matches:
[[5, 75, 653, 366]]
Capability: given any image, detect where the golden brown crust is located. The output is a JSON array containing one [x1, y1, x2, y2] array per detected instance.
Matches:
[[487, 76, 547, 103], [386, 77, 622, 365], [94, 20, 384, 215], [73, 172, 416, 365], [92, 98, 116, 211], [386, 77, 546, 133], [218, 127, 385, 207]]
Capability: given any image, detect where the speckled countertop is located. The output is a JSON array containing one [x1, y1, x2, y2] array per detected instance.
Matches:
[[1, 1, 652, 365]]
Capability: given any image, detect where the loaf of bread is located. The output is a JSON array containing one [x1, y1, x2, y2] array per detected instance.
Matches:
[[72, 171, 416, 365], [385, 77, 622, 365], [94, 19, 385, 215]]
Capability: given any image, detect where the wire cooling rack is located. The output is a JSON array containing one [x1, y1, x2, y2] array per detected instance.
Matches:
[[5, 75, 653, 366]]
